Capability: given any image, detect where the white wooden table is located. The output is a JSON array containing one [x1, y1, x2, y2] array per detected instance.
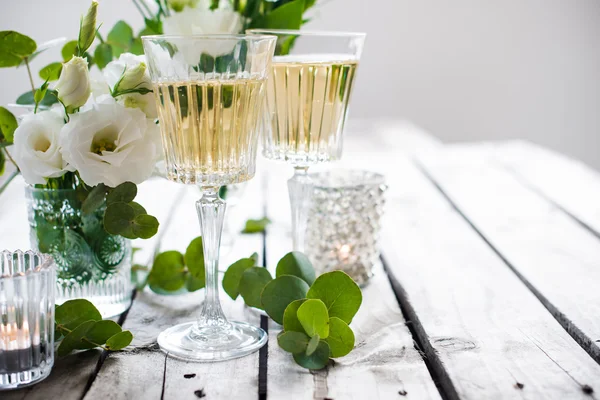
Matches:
[[2, 119, 600, 399]]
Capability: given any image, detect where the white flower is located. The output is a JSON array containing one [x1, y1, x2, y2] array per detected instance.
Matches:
[[59, 96, 162, 188], [104, 53, 157, 119], [13, 111, 70, 185], [54, 56, 91, 110]]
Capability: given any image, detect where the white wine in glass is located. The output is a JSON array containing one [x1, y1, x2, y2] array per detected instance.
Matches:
[[143, 34, 276, 362]]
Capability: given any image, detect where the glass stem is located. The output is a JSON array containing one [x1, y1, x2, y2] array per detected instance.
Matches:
[[195, 188, 230, 334], [288, 166, 313, 252]]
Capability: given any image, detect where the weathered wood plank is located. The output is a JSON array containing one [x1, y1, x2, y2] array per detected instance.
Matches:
[[493, 141, 600, 237], [380, 153, 600, 399], [86, 178, 266, 400], [418, 145, 600, 364]]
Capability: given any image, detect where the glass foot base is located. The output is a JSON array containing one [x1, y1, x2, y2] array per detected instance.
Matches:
[[157, 321, 267, 362], [0, 364, 53, 390]]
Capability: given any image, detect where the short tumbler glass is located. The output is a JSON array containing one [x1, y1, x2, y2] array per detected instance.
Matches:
[[304, 170, 387, 285], [0, 250, 55, 390]]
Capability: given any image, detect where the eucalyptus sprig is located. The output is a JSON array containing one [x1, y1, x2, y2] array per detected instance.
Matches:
[[55, 299, 133, 356]]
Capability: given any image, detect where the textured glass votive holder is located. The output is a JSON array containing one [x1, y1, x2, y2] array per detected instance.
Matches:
[[0, 250, 56, 390], [304, 170, 387, 286]]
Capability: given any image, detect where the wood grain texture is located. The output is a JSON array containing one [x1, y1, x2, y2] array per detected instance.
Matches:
[[417, 145, 600, 364], [381, 154, 600, 399]]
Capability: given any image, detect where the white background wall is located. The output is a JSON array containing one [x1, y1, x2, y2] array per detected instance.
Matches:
[[1, 0, 599, 169]]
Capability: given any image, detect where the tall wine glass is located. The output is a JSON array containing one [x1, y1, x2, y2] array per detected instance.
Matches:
[[247, 29, 365, 251], [143, 34, 276, 361]]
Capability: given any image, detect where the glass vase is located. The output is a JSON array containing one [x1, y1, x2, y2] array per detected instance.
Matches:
[[25, 187, 132, 318]]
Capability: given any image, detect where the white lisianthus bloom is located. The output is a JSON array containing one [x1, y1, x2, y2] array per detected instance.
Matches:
[[59, 95, 162, 188], [13, 111, 70, 185], [54, 56, 91, 110], [104, 53, 157, 119]]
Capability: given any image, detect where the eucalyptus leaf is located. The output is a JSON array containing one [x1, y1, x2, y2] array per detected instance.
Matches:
[[293, 340, 330, 370], [261, 275, 310, 324], [106, 182, 137, 204], [94, 43, 113, 70], [104, 202, 135, 235], [0, 149, 5, 175], [107, 21, 133, 56], [223, 257, 255, 300], [297, 299, 329, 339], [324, 317, 355, 358], [276, 251, 315, 285], [106, 330, 133, 350], [129, 201, 147, 217], [250, 252, 259, 264], [78, 320, 122, 349], [0, 31, 37, 68], [39, 62, 62, 81], [186, 273, 205, 292], [132, 214, 159, 239], [62, 40, 78, 61], [148, 251, 186, 292], [277, 330, 309, 354], [282, 299, 306, 333], [306, 334, 320, 356], [239, 267, 273, 309], [57, 320, 95, 357], [253, 0, 304, 30], [0, 106, 18, 143], [55, 299, 102, 332], [130, 38, 144, 56], [307, 271, 362, 324], [82, 183, 107, 214], [241, 217, 271, 233], [16, 89, 58, 108]]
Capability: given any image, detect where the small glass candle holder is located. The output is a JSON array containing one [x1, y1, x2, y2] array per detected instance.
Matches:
[[305, 170, 387, 286], [1, 250, 56, 390]]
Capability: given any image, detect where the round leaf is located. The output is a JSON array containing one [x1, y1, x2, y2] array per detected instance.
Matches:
[[307, 271, 362, 324], [132, 214, 159, 239], [241, 217, 271, 233], [261, 275, 309, 325], [0, 106, 18, 143], [129, 201, 147, 217], [104, 202, 135, 234], [16, 90, 58, 108], [106, 330, 133, 350], [283, 299, 306, 333], [306, 334, 320, 356], [55, 299, 102, 332], [186, 274, 205, 292], [276, 251, 315, 285], [94, 43, 113, 70], [79, 320, 122, 349], [39, 62, 62, 81], [239, 267, 273, 309], [148, 251, 186, 292], [184, 236, 204, 280], [107, 182, 137, 204], [293, 340, 330, 370], [61, 40, 78, 62], [222, 257, 255, 300], [57, 320, 95, 357], [277, 331, 309, 354], [297, 299, 329, 339], [325, 317, 355, 358], [0, 31, 37, 68]]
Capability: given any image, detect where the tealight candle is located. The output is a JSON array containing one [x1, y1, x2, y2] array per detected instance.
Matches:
[[0, 250, 55, 390]]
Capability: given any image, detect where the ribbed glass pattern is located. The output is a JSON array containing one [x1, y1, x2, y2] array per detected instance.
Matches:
[[0, 250, 55, 390]]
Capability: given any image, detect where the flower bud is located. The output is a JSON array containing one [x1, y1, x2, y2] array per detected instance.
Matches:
[[54, 56, 92, 110], [116, 62, 148, 92]]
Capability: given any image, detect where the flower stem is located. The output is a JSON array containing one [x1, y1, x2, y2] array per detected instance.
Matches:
[[24, 58, 36, 95], [2, 147, 18, 170], [58, 325, 109, 351], [132, 0, 149, 19]]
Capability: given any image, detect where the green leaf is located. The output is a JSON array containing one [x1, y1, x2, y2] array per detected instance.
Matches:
[[104, 202, 135, 234], [256, 0, 304, 30], [16, 89, 58, 108], [186, 273, 205, 292], [239, 267, 273, 309], [277, 330, 309, 354], [307, 271, 362, 324], [78, 1, 98, 54], [184, 236, 204, 282], [250, 252, 259, 264], [0, 31, 37, 68], [142, 18, 163, 35], [0, 107, 18, 144], [129, 201, 147, 217], [261, 275, 310, 324], [81, 184, 107, 214], [293, 340, 330, 370], [0, 149, 5, 175], [148, 250, 186, 292], [325, 317, 355, 358], [55, 299, 102, 332], [57, 320, 95, 357], [241, 217, 271, 233], [61, 40, 78, 62], [39, 62, 62, 81], [34, 82, 49, 111], [107, 21, 133, 55], [283, 299, 306, 333], [107, 182, 137, 204], [297, 299, 329, 339], [132, 214, 159, 239], [94, 43, 113, 70], [79, 320, 122, 349], [304, 0, 316, 10], [130, 38, 144, 56], [306, 334, 320, 356], [106, 330, 133, 350], [223, 257, 255, 300], [276, 251, 315, 285]]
